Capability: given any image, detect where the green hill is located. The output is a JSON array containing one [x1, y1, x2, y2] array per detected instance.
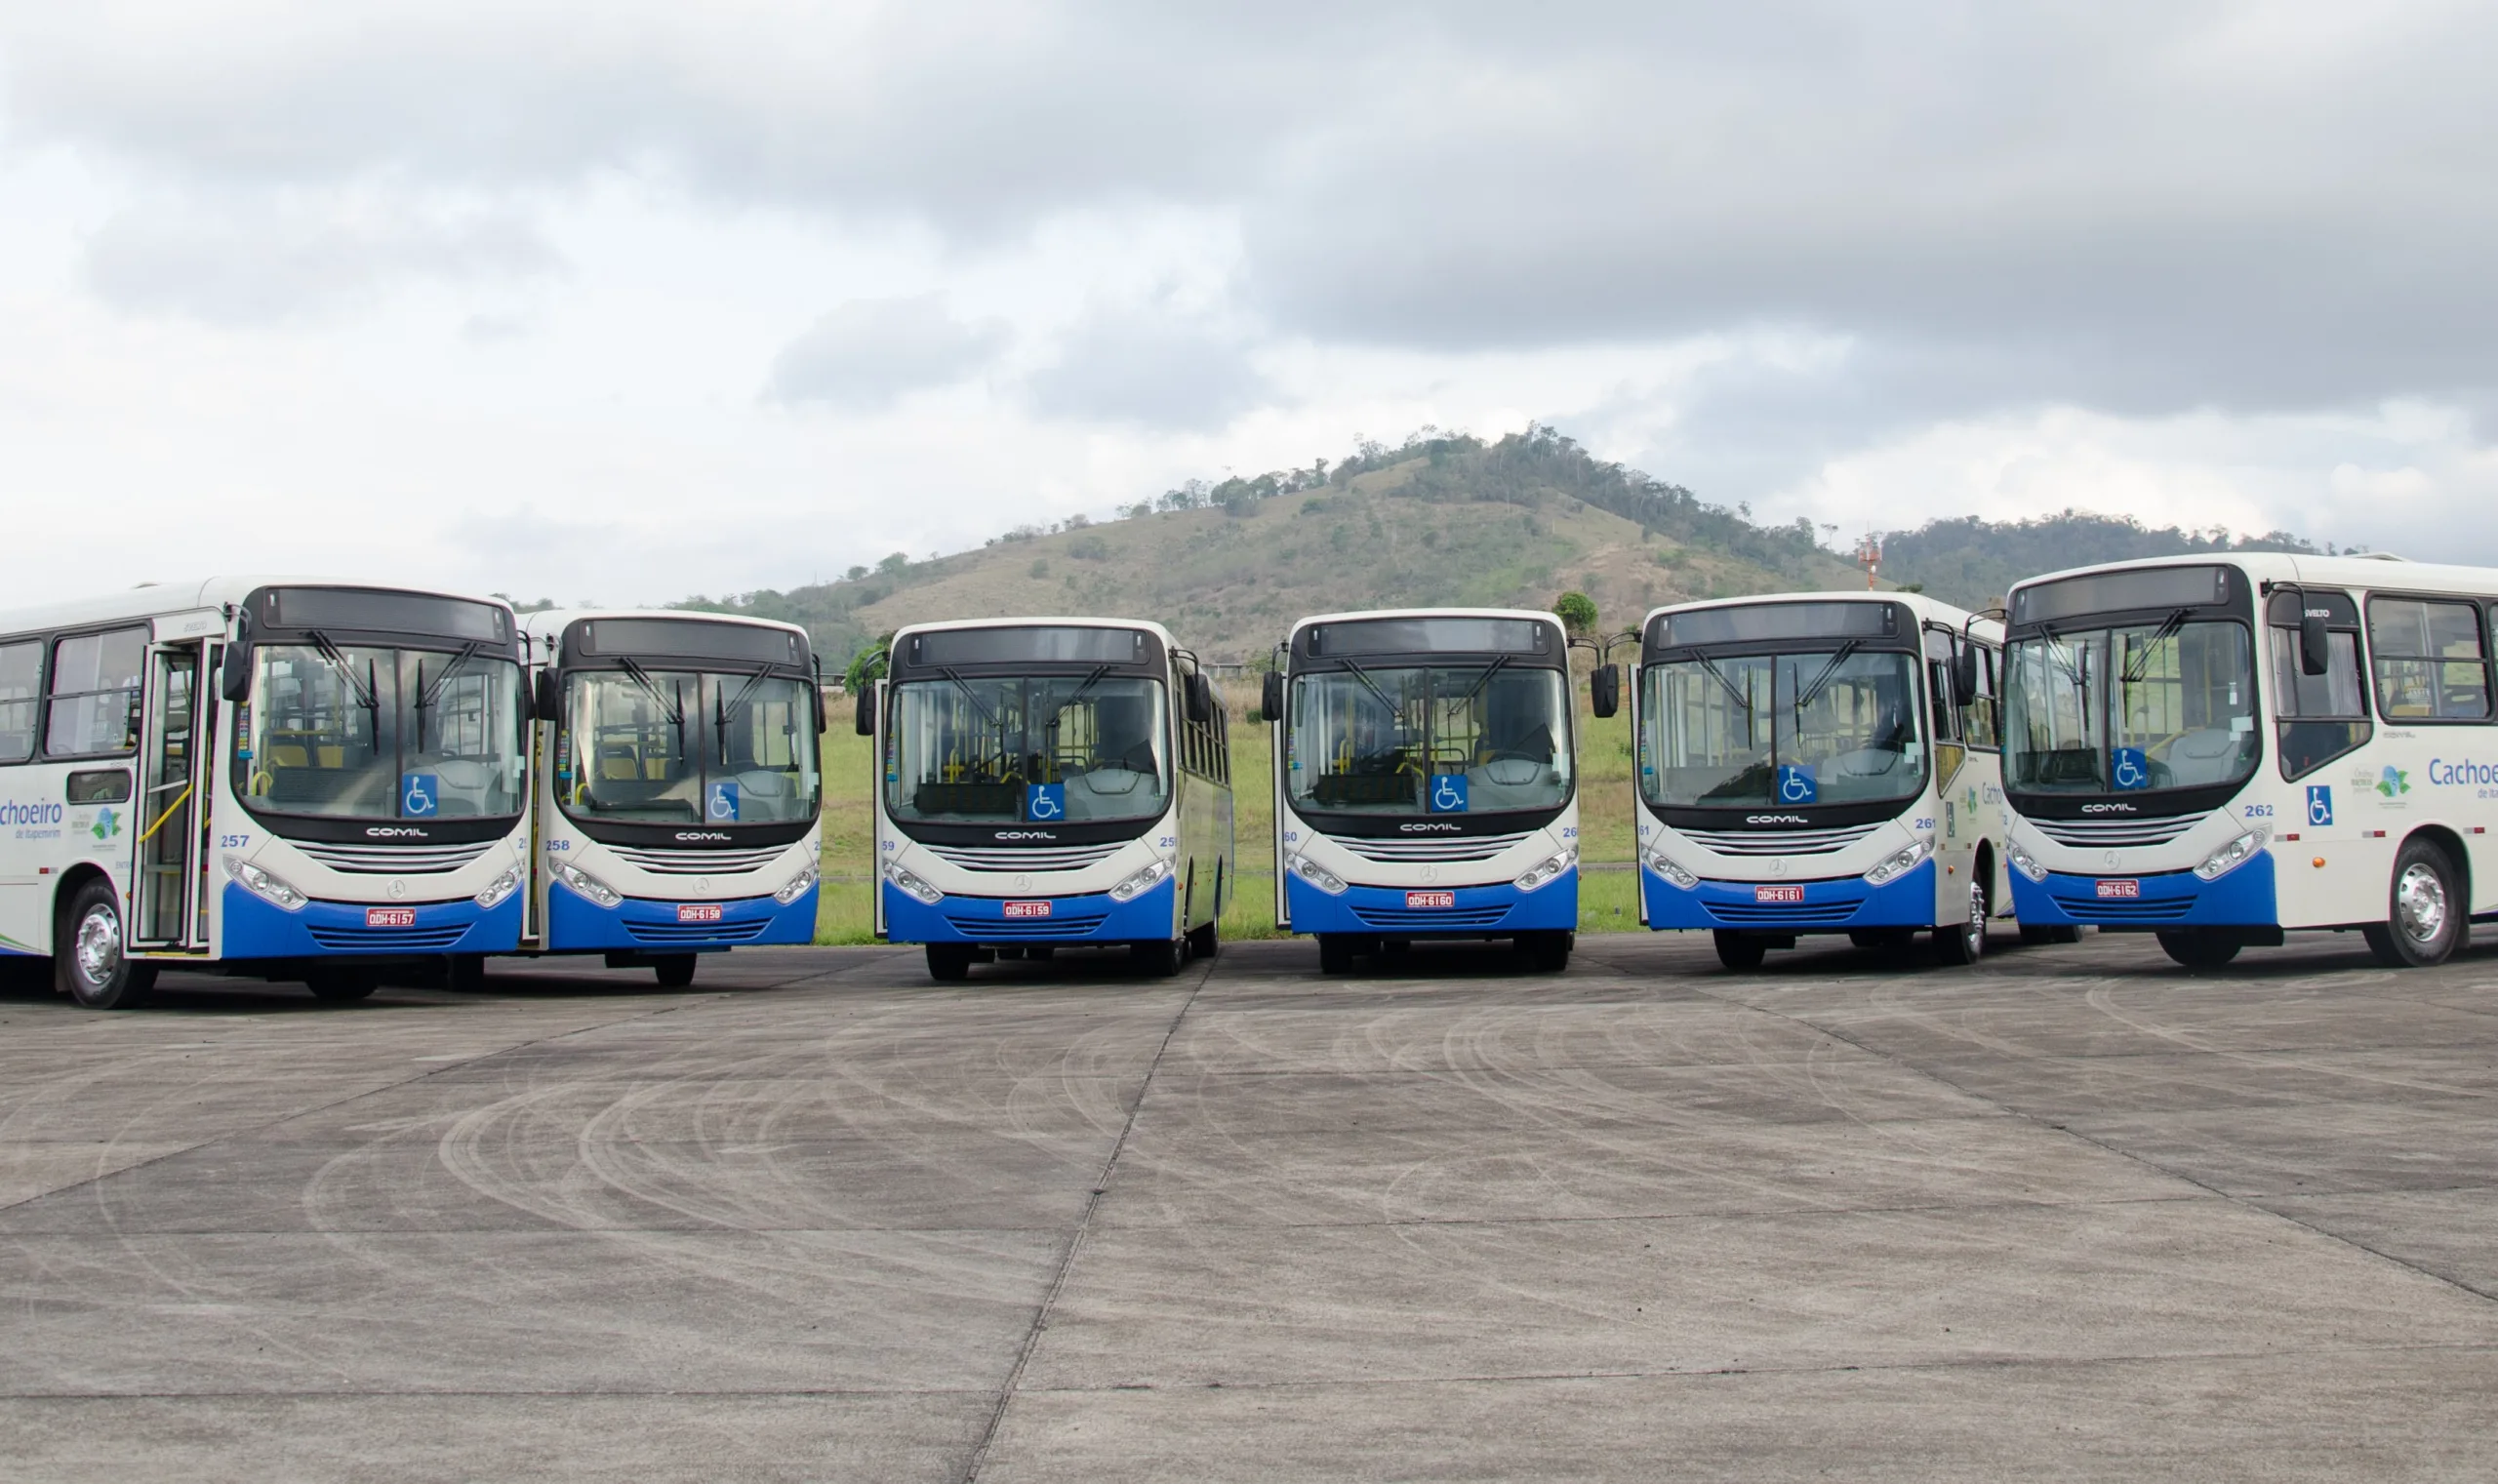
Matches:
[[678, 426, 1867, 666]]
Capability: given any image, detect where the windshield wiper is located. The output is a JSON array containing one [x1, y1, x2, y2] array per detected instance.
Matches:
[[1335, 656, 1409, 725], [1456, 654, 1511, 704], [618, 657, 684, 725], [713, 667, 780, 758], [2121, 609, 2193, 684], [304, 630, 380, 715], [414, 642, 483, 713], [1691, 654, 1757, 748], [1792, 641, 1859, 717], [936, 666, 1003, 729]]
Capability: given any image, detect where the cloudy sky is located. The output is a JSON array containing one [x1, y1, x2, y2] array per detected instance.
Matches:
[[3, 1, 2492, 607]]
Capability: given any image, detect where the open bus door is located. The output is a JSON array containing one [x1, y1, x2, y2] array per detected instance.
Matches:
[[134, 614, 221, 950]]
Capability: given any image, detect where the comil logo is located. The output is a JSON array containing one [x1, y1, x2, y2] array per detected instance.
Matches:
[[1398, 822, 1463, 832], [674, 831, 732, 842], [992, 830, 1058, 841], [1745, 815, 1809, 825], [364, 826, 431, 838], [2079, 803, 2138, 815]]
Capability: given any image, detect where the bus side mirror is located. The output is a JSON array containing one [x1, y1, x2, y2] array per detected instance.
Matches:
[[853, 684, 875, 737], [1260, 669, 1284, 723], [812, 658, 827, 732], [2300, 615, 2332, 676], [1951, 648, 1979, 705], [1185, 671, 1214, 725], [220, 644, 252, 703], [532, 668, 560, 722], [1591, 664, 1620, 719]]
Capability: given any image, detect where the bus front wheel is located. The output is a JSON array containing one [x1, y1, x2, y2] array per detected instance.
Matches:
[[1317, 935, 1355, 975], [56, 880, 153, 1010], [652, 954, 698, 988], [2362, 840, 2467, 969], [1132, 939, 1184, 978], [1933, 879, 1989, 966], [2156, 931, 2240, 969], [1187, 920, 1219, 960], [304, 966, 378, 1002], [1712, 932, 1767, 972], [926, 944, 973, 983], [1520, 931, 1572, 973]]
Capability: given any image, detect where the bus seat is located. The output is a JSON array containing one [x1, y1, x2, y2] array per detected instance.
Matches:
[[600, 744, 639, 781], [317, 746, 344, 769], [645, 757, 670, 780], [2165, 728, 2244, 784], [267, 744, 308, 768]]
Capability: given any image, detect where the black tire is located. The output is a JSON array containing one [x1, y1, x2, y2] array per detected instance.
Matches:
[[1523, 930, 1573, 973], [2363, 838, 2468, 968], [1187, 919, 1219, 960], [652, 954, 698, 988], [2156, 931, 2241, 969], [925, 944, 973, 983], [304, 966, 378, 1002], [2019, 923, 2081, 946], [56, 879, 151, 1009], [1713, 931, 1768, 972], [1132, 938, 1184, 977], [445, 955, 488, 993], [1933, 877, 1988, 967], [1317, 934, 1355, 975]]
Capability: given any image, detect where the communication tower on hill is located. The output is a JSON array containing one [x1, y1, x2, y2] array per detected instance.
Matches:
[[1855, 535, 1881, 590]]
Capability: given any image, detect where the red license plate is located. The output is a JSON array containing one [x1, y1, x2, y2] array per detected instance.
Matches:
[[2097, 879, 2141, 899], [676, 903, 724, 923], [364, 907, 418, 928], [1405, 891, 1456, 909], [1753, 885, 1805, 903], [1002, 901, 1052, 919]]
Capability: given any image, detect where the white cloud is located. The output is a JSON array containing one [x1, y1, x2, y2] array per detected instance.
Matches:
[[766, 294, 1006, 410]]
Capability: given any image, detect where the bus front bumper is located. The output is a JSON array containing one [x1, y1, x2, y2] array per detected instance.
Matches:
[[884, 877, 1176, 944], [1284, 873, 1577, 938], [544, 882, 818, 952], [221, 884, 524, 959], [2008, 855, 2277, 929], [1643, 860, 1938, 932]]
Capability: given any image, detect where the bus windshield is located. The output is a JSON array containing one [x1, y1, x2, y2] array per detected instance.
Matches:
[[2002, 619, 2257, 795], [1639, 649, 1924, 808], [560, 669, 820, 824], [887, 674, 1170, 824], [235, 645, 526, 821], [1288, 664, 1573, 816]]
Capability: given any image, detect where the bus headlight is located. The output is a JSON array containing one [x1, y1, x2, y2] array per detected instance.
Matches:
[[472, 864, 523, 910], [2194, 825, 2271, 881], [1108, 857, 1174, 903], [882, 862, 943, 906], [551, 859, 623, 908], [223, 855, 306, 911], [1863, 838, 1932, 887], [1514, 846, 1578, 893], [2006, 840, 2047, 882], [1643, 850, 1699, 890], [1285, 853, 1348, 896], [774, 863, 820, 905]]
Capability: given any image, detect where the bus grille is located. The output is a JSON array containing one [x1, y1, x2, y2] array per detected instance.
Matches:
[[2033, 814, 2206, 849], [1351, 904, 1512, 929], [625, 919, 771, 944], [306, 924, 471, 950], [1680, 824, 1877, 857], [947, 912, 1110, 939], [1333, 832, 1530, 864], [296, 842, 494, 875], [608, 845, 787, 876], [1704, 901, 1859, 926], [926, 843, 1125, 872], [2047, 891, 2194, 922]]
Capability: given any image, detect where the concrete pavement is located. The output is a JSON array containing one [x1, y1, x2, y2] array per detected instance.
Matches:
[[1, 929, 2493, 1479]]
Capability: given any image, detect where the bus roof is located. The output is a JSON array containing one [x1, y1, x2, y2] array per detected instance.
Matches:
[[889, 615, 1186, 649], [2007, 550, 2498, 604], [517, 607, 811, 644], [1282, 606, 1564, 639], [0, 577, 509, 640], [1640, 589, 2002, 642]]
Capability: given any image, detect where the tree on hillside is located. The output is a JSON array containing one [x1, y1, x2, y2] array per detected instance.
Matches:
[[844, 631, 894, 693], [1553, 591, 1598, 635]]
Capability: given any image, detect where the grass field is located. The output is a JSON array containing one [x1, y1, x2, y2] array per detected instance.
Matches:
[[817, 672, 1645, 945]]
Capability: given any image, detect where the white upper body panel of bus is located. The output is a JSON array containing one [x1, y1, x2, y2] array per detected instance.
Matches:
[[1282, 607, 1571, 654], [518, 607, 813, 662], [1638, 588, 2003, 646], [2008, 550, 2498, 604], [0, 577, 504, 640], [887, 615, 1187, 656]]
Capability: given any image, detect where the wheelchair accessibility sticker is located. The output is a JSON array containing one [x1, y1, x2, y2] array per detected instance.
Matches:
[[1776, 764, 1818, 805], [401, 773, 438, 818], [2307, 785, 2333, 826], [2113, 747, 2151, 790], [706, 782, 741, 822], [1430, 775, 1469, 813], [1027, 782, 1066, 821]]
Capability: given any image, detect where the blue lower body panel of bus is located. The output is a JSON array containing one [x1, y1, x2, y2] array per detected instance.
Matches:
[[221, 884, 524, 959], [885, 876, 1176, 944], [544, 882, 818, 953], [1643, 859, 1938, 932], [2009, 854, 2277, 929], [1285, 873, 1578, 938]]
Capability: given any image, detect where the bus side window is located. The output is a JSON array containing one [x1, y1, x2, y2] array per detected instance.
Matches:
[[2369, 596, 2491, 721], [45, 627, 147, 758], [1924, 631, 1960, 744], [2272, 590, 2370, 780], [0, 639, 41, 763], [1961, 643, 2001, 751]]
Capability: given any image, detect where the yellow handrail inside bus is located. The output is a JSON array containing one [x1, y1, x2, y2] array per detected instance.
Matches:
[[138, 784, 193, 845]]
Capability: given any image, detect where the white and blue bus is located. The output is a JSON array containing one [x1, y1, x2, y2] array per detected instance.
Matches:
[[518, 610, 823, 986], [0, 580, 531, 1008], [1265, 608, 1583, 974], [2001, 552, 2498, 968], [866, 619, 1232, 982], [1631, 591, 2017, 969]]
